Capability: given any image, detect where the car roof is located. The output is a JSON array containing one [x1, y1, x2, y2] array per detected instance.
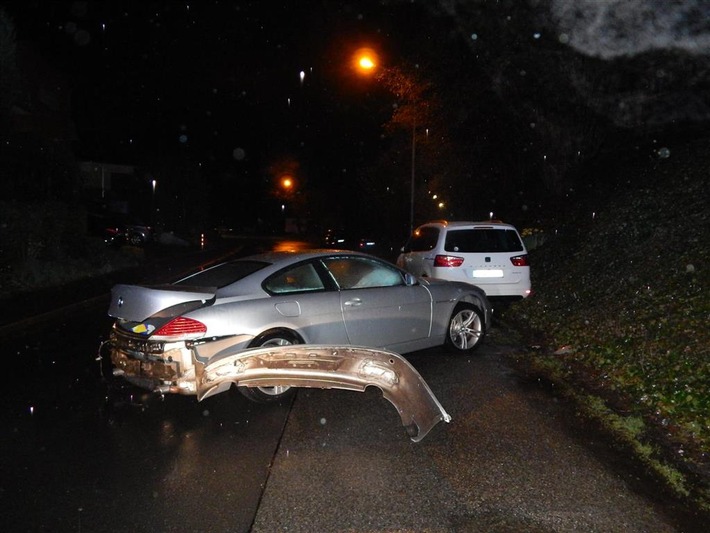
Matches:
[[417, 220, 519, 230], [178, 249, 392, 294], [239, 248, 381, 265]]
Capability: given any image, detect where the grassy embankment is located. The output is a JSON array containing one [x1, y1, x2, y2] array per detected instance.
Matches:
[[505, 138, 709, 511]]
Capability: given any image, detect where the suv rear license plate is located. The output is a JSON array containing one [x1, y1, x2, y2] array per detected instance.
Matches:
[[472, 269, 504, 278]]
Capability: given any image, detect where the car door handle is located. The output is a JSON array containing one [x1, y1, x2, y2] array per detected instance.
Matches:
[[344, 298, 362, 307]]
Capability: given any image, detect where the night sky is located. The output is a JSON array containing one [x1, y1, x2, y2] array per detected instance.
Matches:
[[3, 1, 710, 236], [4, 1, 437, 233], [7, 2, 410, 171]]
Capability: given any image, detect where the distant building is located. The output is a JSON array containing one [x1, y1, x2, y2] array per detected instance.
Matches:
[[78, 161, 136, 205]]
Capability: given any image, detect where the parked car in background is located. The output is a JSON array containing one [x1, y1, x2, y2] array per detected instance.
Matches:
[[104, 220, 153, 247], [106, 250, 492, 405], [397, 220, 531, 300], [322, 228, 381, 254]]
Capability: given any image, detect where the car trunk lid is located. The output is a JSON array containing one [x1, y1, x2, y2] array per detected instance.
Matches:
[[108, 284, 217, 322]]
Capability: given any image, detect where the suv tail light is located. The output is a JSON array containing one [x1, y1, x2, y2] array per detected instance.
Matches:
[[510, 254, 529, 267], [153, 316, 207, 338], [434, 255, 464, 267]]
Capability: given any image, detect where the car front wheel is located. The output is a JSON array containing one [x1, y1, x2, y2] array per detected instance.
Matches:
[[445, 304, 485, 353], [237, 330, 300, 403]]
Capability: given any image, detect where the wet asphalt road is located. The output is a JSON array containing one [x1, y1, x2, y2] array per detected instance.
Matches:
[[250, 338, 699, 533], [0, 293, 292, 532], [0, 238, 705, 532]]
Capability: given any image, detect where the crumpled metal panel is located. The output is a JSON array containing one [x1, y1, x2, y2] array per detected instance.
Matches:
[[194, 344, 451, 442]]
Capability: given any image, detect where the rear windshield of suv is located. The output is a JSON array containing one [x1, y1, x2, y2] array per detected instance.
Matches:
[[444, 228, 524, 253]]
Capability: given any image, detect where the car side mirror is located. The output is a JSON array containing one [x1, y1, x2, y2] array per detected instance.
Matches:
[[404, 272, 418, 286]]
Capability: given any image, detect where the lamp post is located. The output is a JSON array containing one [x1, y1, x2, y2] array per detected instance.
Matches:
[[354, 48, 418, 233], [410, 115, 415, 234], [151, 179, 157, 225], [278, 175, 296, 232]]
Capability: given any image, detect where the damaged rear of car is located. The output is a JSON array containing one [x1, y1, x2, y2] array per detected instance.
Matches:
[[107, 282, 220, 395]]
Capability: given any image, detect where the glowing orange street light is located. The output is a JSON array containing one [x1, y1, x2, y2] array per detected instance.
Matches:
[[281, 176, 294, 190], [358, 55, 375, 71], [353, 47, 378, 75]]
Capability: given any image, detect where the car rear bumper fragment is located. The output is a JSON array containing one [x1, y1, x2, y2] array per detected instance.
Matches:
[[195, 344, 451, 442]]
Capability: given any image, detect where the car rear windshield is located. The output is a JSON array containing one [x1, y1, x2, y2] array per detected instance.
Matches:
[[174, 260, 269, 288], [445, 228, 524, 253]]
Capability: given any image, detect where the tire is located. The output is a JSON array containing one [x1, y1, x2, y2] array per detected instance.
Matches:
[[128, 233, 145, 247], [236, 330, 301, 403], [445, 304, 485, 353]]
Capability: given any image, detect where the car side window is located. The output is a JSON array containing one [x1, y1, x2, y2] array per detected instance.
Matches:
[[404, 226, 439, 252], [323, 257, 405, 290], [263, 262, 325, 294]]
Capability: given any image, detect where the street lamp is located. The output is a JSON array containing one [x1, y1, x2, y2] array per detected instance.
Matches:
[[281, 176, 294, 192], [151, 179, 157, 225], [353, 48, 378, 75], [353, 49, 417, 233]]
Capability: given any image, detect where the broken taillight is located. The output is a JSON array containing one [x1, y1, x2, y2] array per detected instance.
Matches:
[[153, 316, 207, 338], [510, 254, 529, 267], [434, 255, 464, 267]]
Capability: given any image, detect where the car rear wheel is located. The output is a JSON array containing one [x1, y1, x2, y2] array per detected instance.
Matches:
[[128, 233, 145, 246], [445, 304, 485, 353], [237, 330, 300, 403]]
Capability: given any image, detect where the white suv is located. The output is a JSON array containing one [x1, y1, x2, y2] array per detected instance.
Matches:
[[397, 220, 531, 300]]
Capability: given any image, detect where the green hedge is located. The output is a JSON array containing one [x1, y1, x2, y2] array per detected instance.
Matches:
[[505, 140, 710, 507]]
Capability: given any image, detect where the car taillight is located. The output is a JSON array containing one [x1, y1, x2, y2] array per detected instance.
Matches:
[[434, 255, 464, 267], [153, 317, 207, 337], [510, 254, 529, 267]]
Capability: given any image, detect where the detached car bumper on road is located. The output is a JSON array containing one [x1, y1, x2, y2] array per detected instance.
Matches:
[[110, 341, 451, 442]]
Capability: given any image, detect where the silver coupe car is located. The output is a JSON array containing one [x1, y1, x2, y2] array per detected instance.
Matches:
[[107, 249, 492, 406]]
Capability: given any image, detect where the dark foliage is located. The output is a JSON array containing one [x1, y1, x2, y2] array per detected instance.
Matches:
[[505, 137, 710, 510]]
